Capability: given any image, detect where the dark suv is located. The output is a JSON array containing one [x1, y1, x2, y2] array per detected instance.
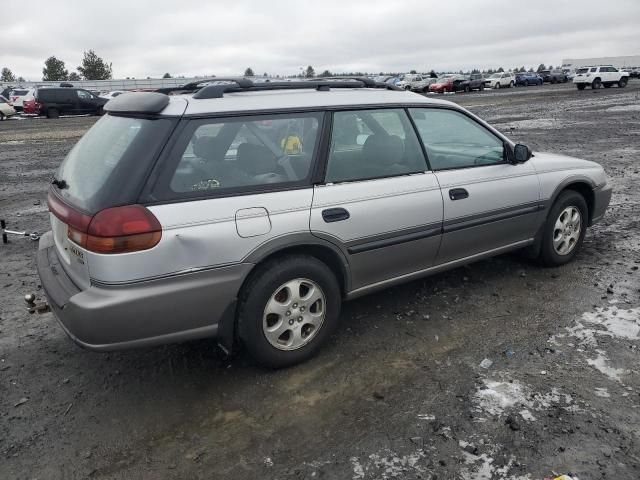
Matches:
[[33, 87, 108, 118], [539, 70, 568, 84]]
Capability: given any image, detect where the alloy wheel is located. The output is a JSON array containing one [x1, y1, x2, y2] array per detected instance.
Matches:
[[262, 278, 326, 351], [553, 206, 582, 255]]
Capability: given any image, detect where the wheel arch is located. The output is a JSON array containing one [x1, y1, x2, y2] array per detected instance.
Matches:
[[241, 233, 351, 298], [547, 177, 596, 225]]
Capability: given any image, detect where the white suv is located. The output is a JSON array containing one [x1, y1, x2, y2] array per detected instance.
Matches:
[[573, 65, 629, 90], [484, 72, 515, 89]]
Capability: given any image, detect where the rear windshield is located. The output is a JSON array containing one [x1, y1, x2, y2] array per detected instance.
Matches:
[[55, 115, 174, 213], [11, 90, 28, 96], [576, 68, 589, 74]]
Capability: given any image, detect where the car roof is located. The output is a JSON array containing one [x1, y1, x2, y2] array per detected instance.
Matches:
[[173, 88, 453, 116]]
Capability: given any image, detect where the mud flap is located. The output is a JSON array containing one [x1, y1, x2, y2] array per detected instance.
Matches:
[[216, 299, 238, 355]]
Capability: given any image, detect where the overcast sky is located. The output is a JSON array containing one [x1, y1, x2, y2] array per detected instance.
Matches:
[[3, 0, 640, 80]]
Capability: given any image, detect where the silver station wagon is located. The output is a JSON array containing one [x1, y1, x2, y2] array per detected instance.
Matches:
[[37, 77, 612, 367]]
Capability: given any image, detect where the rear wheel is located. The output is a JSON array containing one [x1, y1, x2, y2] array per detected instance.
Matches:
[[96, 106, 105, 116], [238, 255, 341, 368], [537, 191, 588, 267], [47, 108, 59, 119], [464, 85, 471, 93], [618, 77, 628, 88], [479, 83, 485, 91], [592, 78, 601, 89], [495, 83, 500, 89]]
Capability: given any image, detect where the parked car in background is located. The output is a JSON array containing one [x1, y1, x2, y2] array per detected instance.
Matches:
[[428, 75, 464, 93], [622, 67, 639, 79], [409, 76, 440, 93], [515, 72, 543, 86], [0, 95, 17, 120], [100, 90, 126, 100], [484, 72, 515, 89], [36, 78, 612, 368], [573, 66, 629, 90], [1, 86, 15, 99], [459, 73, 485, 92], [539, 70, 568, 84], [397, 74, 429, 91], [9, 88, 35, 111], [30, 87, 108, 118]]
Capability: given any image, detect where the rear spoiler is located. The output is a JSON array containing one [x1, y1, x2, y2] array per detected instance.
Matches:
[[103, 92, 169, 114]]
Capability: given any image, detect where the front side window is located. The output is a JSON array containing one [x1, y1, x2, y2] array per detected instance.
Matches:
[[409, 108, 505, 170], [325, 109, 427, 183], [167, 113, 321, 194], [77, 90, 91, 99]]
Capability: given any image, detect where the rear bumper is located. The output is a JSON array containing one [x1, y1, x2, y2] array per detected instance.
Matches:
[[36, 231, 252, 351], [591, 183, 613, 225]]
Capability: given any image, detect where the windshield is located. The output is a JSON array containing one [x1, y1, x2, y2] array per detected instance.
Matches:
[[576, 68, 589, 74], [56, 115, 174, 213], [490, 73, 501, 78]]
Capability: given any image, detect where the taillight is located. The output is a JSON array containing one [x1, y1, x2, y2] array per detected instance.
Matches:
[[86, 205, 162, 254], [48, 191, 162, 254]]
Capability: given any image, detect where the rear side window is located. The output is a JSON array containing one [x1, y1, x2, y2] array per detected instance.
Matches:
[[576, 68, 589, 74], [409, 108, 504, 170], [56, 115, 174, 213], [162, 112, 322, 196], [325, 109, 427, 183]]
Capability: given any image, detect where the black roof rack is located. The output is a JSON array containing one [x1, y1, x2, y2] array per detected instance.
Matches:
[[156, 76, 402, 99]]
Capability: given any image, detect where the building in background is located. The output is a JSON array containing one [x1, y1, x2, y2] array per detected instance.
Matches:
[[561, 55, 640, 72]]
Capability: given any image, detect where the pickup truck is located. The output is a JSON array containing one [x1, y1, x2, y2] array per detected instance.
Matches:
[[573, 65, 630, 90]]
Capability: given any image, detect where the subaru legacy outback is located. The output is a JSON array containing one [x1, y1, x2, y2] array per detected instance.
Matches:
[[37, 77, 612, 367]]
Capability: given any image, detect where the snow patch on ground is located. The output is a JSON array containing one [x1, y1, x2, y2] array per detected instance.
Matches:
[[350, 449, 426, 479], [594, 387, 611, 398], [459, 450, 530, 480], [607, 104, 640, 112], [474, 379, 573, 419], [587, 351, 628, 382]]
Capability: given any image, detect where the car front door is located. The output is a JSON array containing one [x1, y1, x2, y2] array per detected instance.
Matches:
[[76, 89, 95, 114], [310, 108, 443, 292], [409, 107, 542, 265]]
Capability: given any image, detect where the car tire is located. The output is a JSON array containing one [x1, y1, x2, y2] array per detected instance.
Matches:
[[0, 112, 4, 121], [537, 190, 588, 267], [618, 77, 628, 88], [495, 83, 500, 89], [592, 78, 601, 89], [510, 81, 514, 88], [577, 84, 586, 90], [47, 108, 59, 119], [479, 83, 484, 91], [96, 106, 105, 116], [404, 85, 411, 91], [238, 255, 342, 368], [464, 85, 471, 93]]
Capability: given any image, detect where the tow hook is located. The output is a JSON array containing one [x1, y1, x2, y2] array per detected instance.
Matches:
[[1, 219, 40, 244], [25, 293, 50, 314]]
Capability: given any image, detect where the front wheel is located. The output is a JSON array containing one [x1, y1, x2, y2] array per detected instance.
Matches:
[[0, 112, 4, 121], [464, 85, 471, 93], [495, 83, 500, 89], [592, 78, 601, 89], [537, 191, 588, 267], [510, 81, 514, 88], [618, 77, 628, 88], [46, 108, 59, 119], [479, 83, 485, 91], [238, 255, 341, 368]]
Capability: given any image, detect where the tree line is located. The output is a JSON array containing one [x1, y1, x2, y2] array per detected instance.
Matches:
[[1, 50, 113, 83]]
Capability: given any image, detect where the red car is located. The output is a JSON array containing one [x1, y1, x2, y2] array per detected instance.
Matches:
[[428, 75, 459, 93], [22, 97, 40, 115]]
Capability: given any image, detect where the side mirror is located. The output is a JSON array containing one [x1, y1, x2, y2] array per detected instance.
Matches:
[[513, 144, 532, 163]]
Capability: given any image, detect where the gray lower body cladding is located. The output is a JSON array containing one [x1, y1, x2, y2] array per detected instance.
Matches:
[[591, 183, 613, 225], [37, 232, 251, 351]]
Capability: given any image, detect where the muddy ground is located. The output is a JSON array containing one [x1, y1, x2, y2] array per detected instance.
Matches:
[[1, 82, 639, 480]]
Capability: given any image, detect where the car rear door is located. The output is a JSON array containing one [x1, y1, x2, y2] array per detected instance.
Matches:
[[409, 107, 542, 265], [310, 108, 443, 292]]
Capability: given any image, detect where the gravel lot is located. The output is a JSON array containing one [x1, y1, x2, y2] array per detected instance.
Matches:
[[1, 82, 639, 480]]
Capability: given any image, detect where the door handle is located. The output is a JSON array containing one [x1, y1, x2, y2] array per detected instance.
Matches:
[[449, 188, 469, 201], [322, 208, 350, 223]]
